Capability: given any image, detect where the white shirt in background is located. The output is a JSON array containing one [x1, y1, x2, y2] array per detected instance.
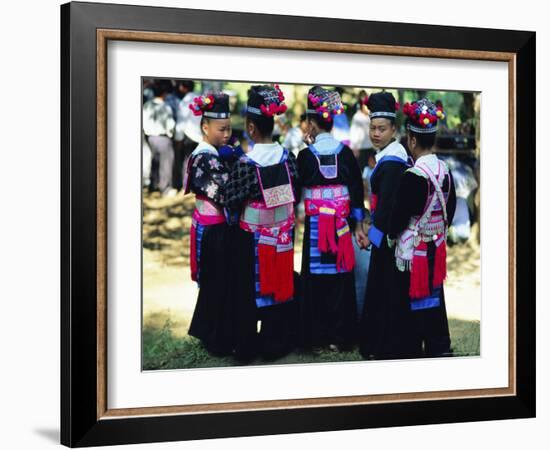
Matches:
[[283, 126, 305, 155], [350, 109, 372, 150], [143, 98, 175, 138]]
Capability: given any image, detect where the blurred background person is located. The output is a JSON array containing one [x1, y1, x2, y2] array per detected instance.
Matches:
[[353, 147, 377, 319], [163, 80, 180, 118], [281, 113, 308, 155], [142, 131, 152, 188], [331, 87, 351, 147], [350, 93, 376, 319], [349, 90, 373, 173], [174, 80, 202, 191], [441, 156, 478, 244], [143, 79, 176, 197], [361, 148, 377, 184]]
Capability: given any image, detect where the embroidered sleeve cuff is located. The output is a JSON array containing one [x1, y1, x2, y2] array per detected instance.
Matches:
[[368, 224, 384, 248], [350, 207, 366, 222]]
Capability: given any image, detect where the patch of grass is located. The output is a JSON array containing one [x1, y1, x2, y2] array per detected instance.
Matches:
[[142, 318, 234, 370], [448, 318, 480, 357], [143, 317, 480, 370]]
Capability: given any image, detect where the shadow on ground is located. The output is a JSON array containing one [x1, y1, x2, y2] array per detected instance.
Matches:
[[143, 311, 479, 370]]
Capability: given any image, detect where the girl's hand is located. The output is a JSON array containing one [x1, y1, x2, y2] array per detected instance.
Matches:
[[303, 133, 314, 145], [355, 221, 371, 249]]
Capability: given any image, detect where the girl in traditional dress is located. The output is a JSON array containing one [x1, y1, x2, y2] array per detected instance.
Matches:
[[358, 91, 411, 360], [185, 92, 234, 356], [387, 98, 456, 357], [298, 86, 367, 352], [225, 85, 300, 362]]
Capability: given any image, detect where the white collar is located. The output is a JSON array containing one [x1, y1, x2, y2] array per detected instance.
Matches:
[[415, 153, 445, 175], [312, 132, 342, 155], [191, 140, 218, 158], [315, 132, 333, 142], [375, 140, 408, 163], [246, 142, 284, 167]]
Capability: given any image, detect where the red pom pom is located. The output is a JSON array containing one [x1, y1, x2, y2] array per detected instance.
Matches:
[[278, 103, 288, 114], [260, 103, 278, 117], [205, 95, 215, 109], [189, 104, 202, 116], [275, 84, 285, 101]]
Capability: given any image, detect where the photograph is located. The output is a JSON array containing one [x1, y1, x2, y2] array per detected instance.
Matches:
[[59, 2, 535, 446], [141, 78, 481, 370]]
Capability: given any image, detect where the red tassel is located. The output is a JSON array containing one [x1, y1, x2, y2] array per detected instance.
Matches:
[[409, 241, 430, 299], [318, 207, 338, 254], [433, 239, 447, 287], [258, 242, 277, 296], [275, 248, 294, 302], [336, 226, 355, 272], [190, 221, 198, 282]]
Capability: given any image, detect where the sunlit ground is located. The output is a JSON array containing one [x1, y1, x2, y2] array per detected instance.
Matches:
[[142, 190, 480, 370]]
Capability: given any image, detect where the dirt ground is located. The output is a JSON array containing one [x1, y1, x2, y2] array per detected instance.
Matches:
[[142, 190, 481, 337]]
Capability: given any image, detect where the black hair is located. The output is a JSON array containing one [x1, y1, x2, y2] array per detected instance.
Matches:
[[365, 148, 376, 160], [299, 112, 307, 123], [153, 79, 173, 97], [308, 114, 334, 133], [247, 113, 274, 138], [177, 80, 195, 92], [407, 126, 436, 149]]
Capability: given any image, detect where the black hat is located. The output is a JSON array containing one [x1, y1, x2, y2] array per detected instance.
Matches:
[[402, 98, 446, 134], [366, 92, 399, 121], [246, 84, 288, 117], [189, 92, 230, 119], [306, 86, 345, 123]]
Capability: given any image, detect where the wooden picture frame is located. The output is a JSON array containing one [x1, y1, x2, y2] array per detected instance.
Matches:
[[61, 1, 535, 447]]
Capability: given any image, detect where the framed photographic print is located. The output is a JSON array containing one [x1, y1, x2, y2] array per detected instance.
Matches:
[[61, 1, 535, 447]]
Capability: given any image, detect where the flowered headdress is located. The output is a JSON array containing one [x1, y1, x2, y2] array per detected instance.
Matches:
[[306, 86, 345, 123], [189, 92, 231, 119], [246, 84, 288, 117], [402, 98, 445, 134]]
